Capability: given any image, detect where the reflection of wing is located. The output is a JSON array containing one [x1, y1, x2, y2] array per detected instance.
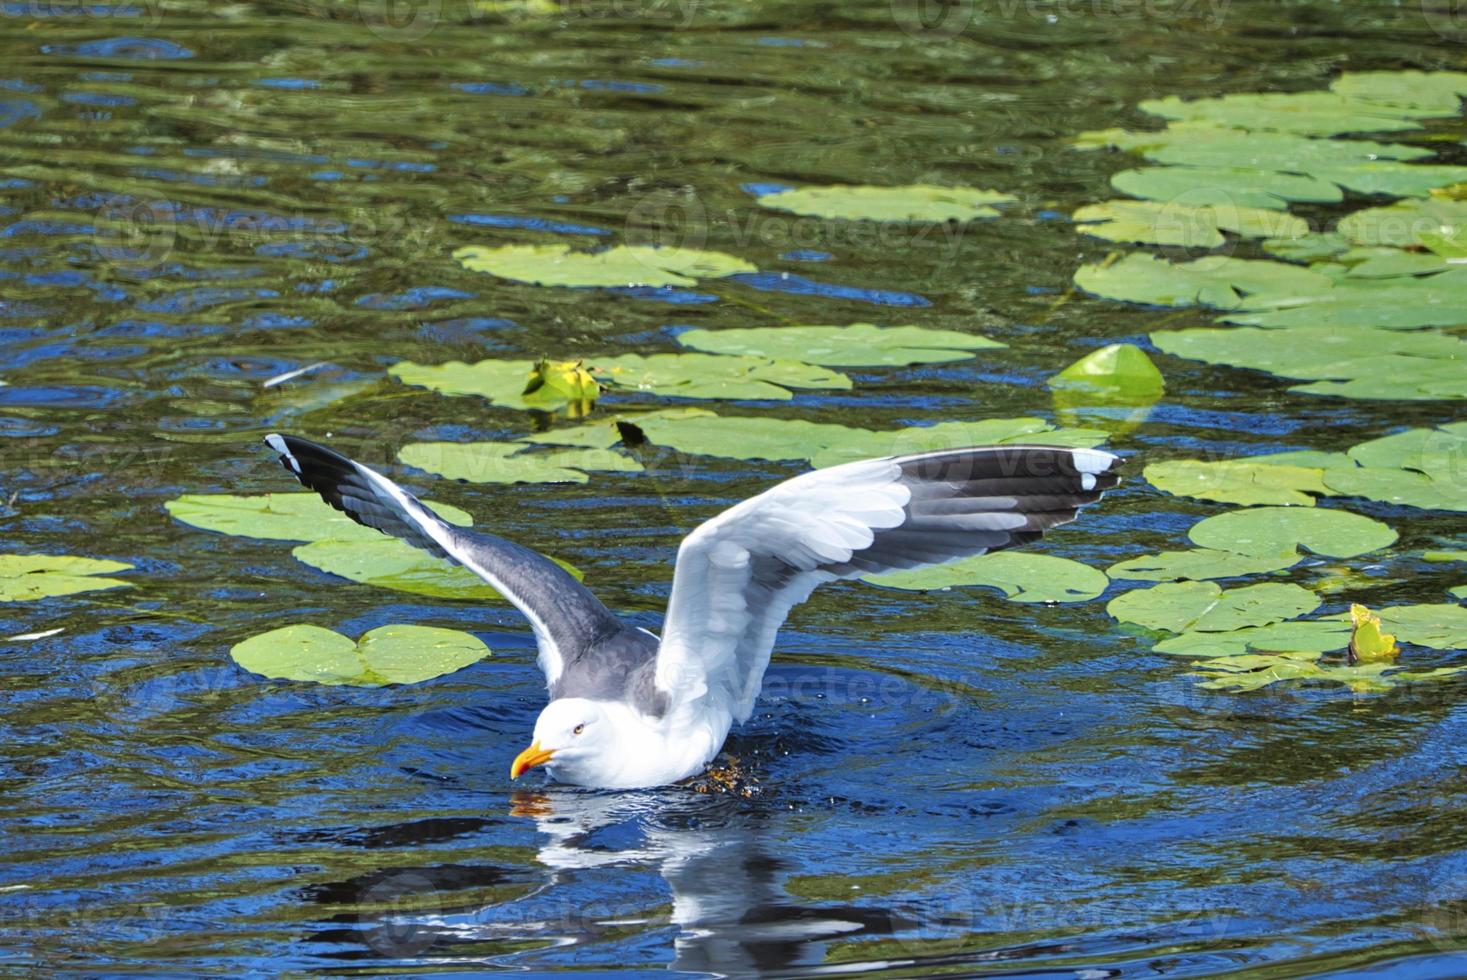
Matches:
[[266, 434, 620, 685], [654, 446, 1120, 722], [514, 790, 869, 975]]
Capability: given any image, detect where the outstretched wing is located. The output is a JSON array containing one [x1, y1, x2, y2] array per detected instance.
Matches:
[[265, 433, 620, 685], [653, 445, 1121, 723]]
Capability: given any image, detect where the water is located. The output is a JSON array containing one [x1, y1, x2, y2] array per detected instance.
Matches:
[[2, 0, 1466, 974]]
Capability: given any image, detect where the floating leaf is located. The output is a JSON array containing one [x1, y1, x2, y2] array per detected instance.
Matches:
[[1075, 253, 1332, 310], [522, 408, 717, 449], [1143, 459, 1330, 506], [230, 623, 490, 686], [1452, 585, 1467, 599], [1424, 550, 1467, 563], [1373, 603, 1467, 649], [1337, 197, 1467, 248], [677, 323, 1005, 367], [754, 184, 1015, 222], [864, 552, 1107, 603], [1188, 506, 1396, 559], [1111, 166, 1342, 211], [1047, 343, 1164, 397], [1319, 422, 1467, 511], [1154, 619, 1350, 657], [1151, 326, 1467, 401], [1107, 580, 1319, 633], [391, 354, 850, 408], [1108, 547, 1300, 583], [524, 358, 600, 412], [398, 441, 641, 484], [1190, 652, 1464, 694], [1348, 603, 1399, 664], [291, 538, 581, 601], [1138, 89, 1445, 136], [0, 554, 133, 602], [1221, 268, 1467, 331], [612, 412, 1105, 467], [1073, 199, 1307, 248], [166, 492, 472, 542], [453, 243, 755, 287]]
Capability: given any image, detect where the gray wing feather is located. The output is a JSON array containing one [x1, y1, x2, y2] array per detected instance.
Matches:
[[265, 433, 621, 685]]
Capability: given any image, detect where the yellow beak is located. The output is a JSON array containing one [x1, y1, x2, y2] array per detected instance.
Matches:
[[510, 740, 555, 779]]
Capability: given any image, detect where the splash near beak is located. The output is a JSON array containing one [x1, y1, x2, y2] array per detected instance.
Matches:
[[510, 740, 555, 779]]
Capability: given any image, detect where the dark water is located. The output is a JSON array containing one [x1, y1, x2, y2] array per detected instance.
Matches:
[[2, 0, 1467, 974]]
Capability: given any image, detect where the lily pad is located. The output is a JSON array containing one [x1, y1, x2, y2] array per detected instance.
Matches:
[[676, 323, 1005, 367], [1337, 197, 1467, 248], [1373, 603, 1467, 649], [291, 537, 582, 601], [863, 552, 1107, 603], [1111, 166, 1342, 211], [1047, 343, 1164, 396], [1349, 602, 1399, 663], [1073, 199, 1307, 248], [166, 492, 473, 542], [1188, 506, 1397, 559], [398, 442, 641, 484], [1108, 547, 1300, 583], [1154, 618, 1350, 657], [1319, 422, 1467, 511], [754, 184, 1015, 222], [0, 554, 133, 602], [1107, 580, 1320, 633], [453, 243, 755, 288], [1143, 459, 1331, 506], [230, 623, 490, 686], [1138, 89, 1447, 137], [390, 354, 850, 408], [1190, 652, 1465, 694], [611, 412, 1106, 468], [1150, 326, 1467, 401], [1075, 253, 1332, 310]]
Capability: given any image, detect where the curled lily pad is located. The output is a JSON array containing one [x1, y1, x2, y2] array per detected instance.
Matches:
[[863, 553, 1107, 603], [0, 554, 133, 602], [754, 184, 1015, 222], [453, 243, 755, 287], [676, 323, 1005, 367], [1348, 603, 1399, 663], [390, 354, 850, 407], [1143, 459, 1331, 507], [166, 492, 472, 542], [1108, 548, 1300, 583], [1188, 506, 1396, 559], [1073, 199, 1307, 248], [1047, 343, 1164, 397], [1107, 580, 1319, 633], [291, 538, 582, 601], [399, 442, 641, 484], [230, 623, 490, 686]]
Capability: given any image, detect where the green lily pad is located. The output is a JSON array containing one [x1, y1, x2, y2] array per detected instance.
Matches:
[[1263, 232, 1351, 263], [1073, 199, 1307, 248], [398, 442, 641, 484], [520, 408, 717, 449], [1150, 326, 1467, 401], [0, 554, 133, 602], [1111, 166, 1342, 211], [1330, 70, 1467, 114], [1424, 550, 1467, 563], [1188, 506, 1397, 559], [754, 184, 1015, 222], [1138, 89, 1444, 136], [291, 537, 582, 601], [1221, 268, 1467, 331], [1314, 422, 1467, 512], [166, 492, 473, 542], [863, 552, 1107, 603], [1323, 466, 1467, 513], [1143, 459, 1331, 506], [453, 243, 756, 288], [391, 354, 850, 407], [1191, 652, 1465, 693], [1373, 603, 1467, 649], [611, 412, 1106, 467], [676, 323, 1005, 367], [1337, 197, 1467, 248], [1075, 253, 1332, 310], [1154, 618, 1351, 657], [1452, 585, 1467, 599], [1108, 548, 1301, 583], [1107, 580, 1320, 633], [230, 623, 490, 686], [1047, 343, 1164, 396]]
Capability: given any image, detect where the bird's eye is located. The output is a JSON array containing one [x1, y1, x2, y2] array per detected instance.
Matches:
[[573, 723, 585, 736]]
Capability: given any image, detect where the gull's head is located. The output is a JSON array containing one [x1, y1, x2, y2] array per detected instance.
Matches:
[[510, 698, 608, 781]]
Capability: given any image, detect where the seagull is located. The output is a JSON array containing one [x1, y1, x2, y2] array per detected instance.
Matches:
[[265, 433, 1120, 789]]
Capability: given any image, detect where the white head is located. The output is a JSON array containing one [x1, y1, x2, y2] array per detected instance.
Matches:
[[510, 698, 612, 783]]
